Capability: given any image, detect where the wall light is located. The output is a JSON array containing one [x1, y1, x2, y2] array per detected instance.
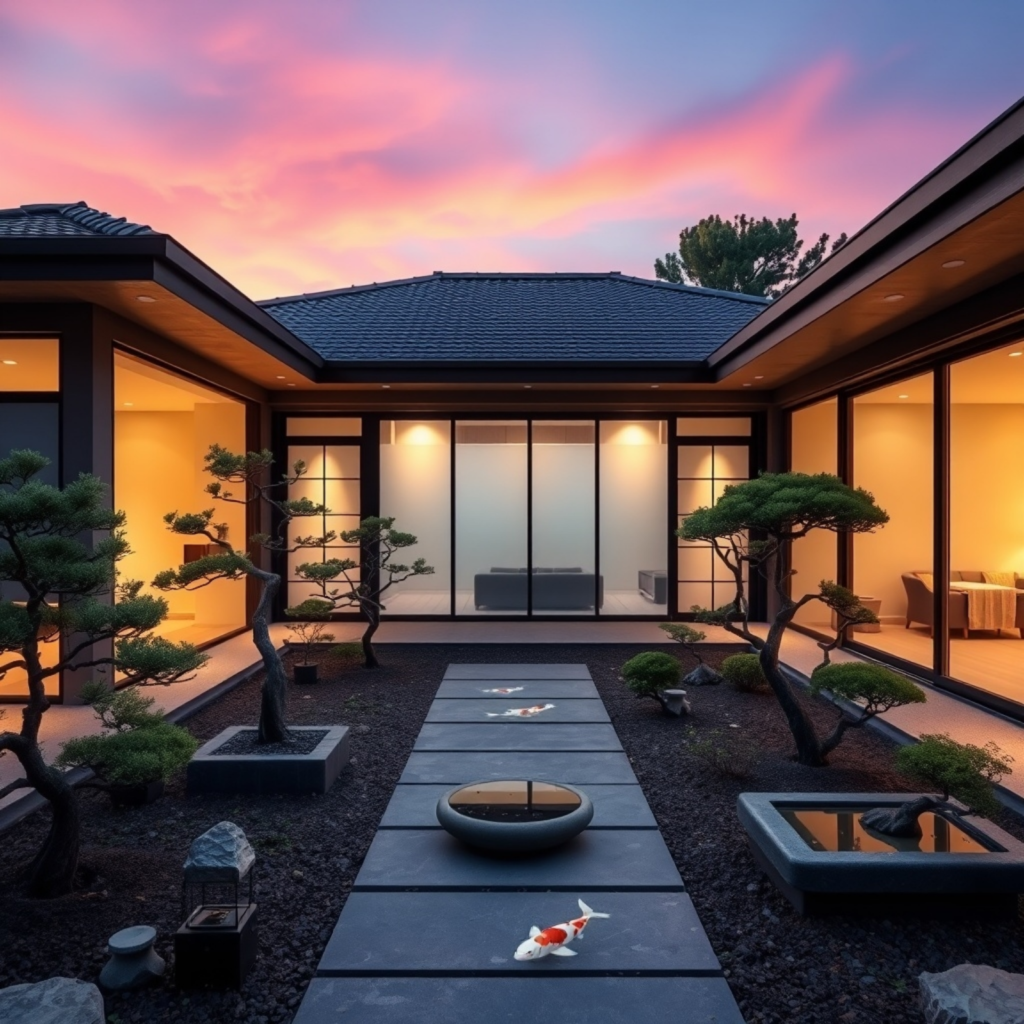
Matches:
[[883, 294, 905, 302], [136, 295, 156, 303], [942, 259, 966, 269]]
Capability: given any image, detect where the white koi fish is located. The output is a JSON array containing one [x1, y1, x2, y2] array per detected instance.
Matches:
[[514, 899, 610, 961], [485, 703, 555, 718], [481, 686, 524, 695]]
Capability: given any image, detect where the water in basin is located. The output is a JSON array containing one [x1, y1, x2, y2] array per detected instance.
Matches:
[[448, 781, 581, 823], [780, 805, 993, 854]]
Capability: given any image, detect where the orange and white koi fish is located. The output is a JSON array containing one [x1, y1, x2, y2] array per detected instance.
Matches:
[[485, 703, 555, 718], [514, 899, 610, 961], [481, 686, 524, 695]]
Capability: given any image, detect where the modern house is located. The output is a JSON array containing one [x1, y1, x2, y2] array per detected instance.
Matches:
[[2, 96, 1024, 723]]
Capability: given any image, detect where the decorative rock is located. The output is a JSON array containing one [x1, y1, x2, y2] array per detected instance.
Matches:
[[919, 963, 1024, 1024], [0, 976, 105, 1024], [683, 663, 722, 687], [660, 689, 691, 716], [99, 925, 165, 991], [183, 821, 256, 883]]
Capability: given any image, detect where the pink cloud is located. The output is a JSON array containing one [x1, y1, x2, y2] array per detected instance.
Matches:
[[0, 4, 993, 296]]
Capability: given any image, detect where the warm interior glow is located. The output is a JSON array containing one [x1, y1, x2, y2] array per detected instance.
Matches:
[[602, 421, 663, 446], [0, 338, 59, 391]]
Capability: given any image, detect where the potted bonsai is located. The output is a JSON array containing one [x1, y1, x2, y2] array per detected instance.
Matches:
[[862, 732, 1014, 837], [56, 682, 199, 806], [621, 651, 690, 716], [284, 598, 336, 685]]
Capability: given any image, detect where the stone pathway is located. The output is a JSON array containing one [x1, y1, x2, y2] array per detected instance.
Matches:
[[293, 664, 745, 1023]]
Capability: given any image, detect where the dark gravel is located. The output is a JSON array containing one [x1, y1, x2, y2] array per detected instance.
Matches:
[[2, 641, 1023, 1024], [214, 728, 329, 757]]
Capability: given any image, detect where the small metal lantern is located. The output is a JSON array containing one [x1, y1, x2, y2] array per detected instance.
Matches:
[[174, 821, 258, 989]]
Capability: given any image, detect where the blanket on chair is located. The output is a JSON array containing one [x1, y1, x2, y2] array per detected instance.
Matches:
[[949, 581, 1017, 631]]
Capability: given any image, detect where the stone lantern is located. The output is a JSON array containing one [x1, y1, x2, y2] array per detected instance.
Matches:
[[174, 821, 258, 989]]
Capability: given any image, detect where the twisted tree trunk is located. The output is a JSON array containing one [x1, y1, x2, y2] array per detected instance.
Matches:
[[250, 566, 291, 744], [361, 605, 380, 669]]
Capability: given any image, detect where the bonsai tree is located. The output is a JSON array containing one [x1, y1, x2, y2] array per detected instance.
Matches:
[[0, 450, 205, 896], [621, 651, 689, 716], [678, 471, 918, 766], [154, 445, 330, 743], [659, 622, 721, 685], [815, 581, 879, 668], [293, 516, 434, 668], [55, 681, 198, 802], [285, 599, 336, 666], [809, 662, 925, 759], [862, 733, 1013, 837]]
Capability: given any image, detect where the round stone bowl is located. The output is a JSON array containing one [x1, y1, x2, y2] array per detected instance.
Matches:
[[436, 779, 593, 853]]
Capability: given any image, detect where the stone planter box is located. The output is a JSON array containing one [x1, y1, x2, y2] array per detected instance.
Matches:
[[187, 726, 350, 796], [738, 792, 1024, 918]]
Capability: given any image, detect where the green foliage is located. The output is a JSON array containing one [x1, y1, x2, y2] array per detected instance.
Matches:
[[332, 642, 365, 661], [690, 604, 741, 626], [79, 681, 165, 732], [682, 725, 761, 779], [654, 212, 847, 299], [721, 653, 771, 694], [679, 473, 888, 547], [57, 722, 198, 786], [818, 582, 878, 627], [810, 662, 926, 715], [659, 623, 706, 645], [621, 651, 681, 697], [115, 635, 208, 683], [285, 600, 336, 665], [895, 733, 1013, 819]]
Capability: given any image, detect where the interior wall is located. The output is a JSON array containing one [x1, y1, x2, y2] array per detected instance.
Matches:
[[115, 411, 197, 617], [790, 399, 838, 625], [852, 402, 933, 620], [950, 404, 1024, 572], [532, 444, 595, 570]]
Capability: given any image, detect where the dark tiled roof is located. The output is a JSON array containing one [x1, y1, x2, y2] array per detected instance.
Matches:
[[0, 202, 153, 237], [259, 272, 769, 363]]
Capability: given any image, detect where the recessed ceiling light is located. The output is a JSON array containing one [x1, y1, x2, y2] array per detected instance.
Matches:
[[136, 295, 156, 303], [2, 359, 16, 366], [276, 375, 286, 380], [754, 375, 764, 380], [650, 385, 659, 389], [1010, 351, 1023, 358], [742, 382, 752, 387], [898, 394, 909, 399], [524, 385, 532, 389], [382, 384, 390, 389], [123, 402, 134, 407], [883, 293, 905, 302], [286, 383, 296, 387], [942, 259, 966, 269]]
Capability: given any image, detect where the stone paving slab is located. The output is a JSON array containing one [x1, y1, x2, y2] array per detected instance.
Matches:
[[414, 723, 622, 752], [444, 664, 592, 680], [317, 891, 719, 975], [379, 784, 657, 829], [435, 679, 599, 699], [426, 699, 610, 723], [400, 751, 638, 785], [353, 828, 683, 891], [294, 977, 745, 1024]]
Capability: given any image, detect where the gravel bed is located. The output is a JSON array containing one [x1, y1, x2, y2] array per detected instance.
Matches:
[[2, 641, 1023, 1024], [213, 728, 330, 757]]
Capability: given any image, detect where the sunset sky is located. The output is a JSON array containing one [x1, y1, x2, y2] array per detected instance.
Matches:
[[1, 1, 1021, 299]]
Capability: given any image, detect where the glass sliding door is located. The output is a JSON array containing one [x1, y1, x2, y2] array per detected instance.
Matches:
[[949, 345, 1024, 703], [852, 373, 933, 669], [790, 398, 838, 630], [380, 420, 452, 615], [532, 421, 597, 614], [456, 421, 528, 615], [599, 421, 668, 615]]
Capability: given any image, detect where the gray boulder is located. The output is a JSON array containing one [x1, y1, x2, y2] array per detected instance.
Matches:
[[683, 663, 722, 687], [0, 977, 105, 1024], [920, 963, 1024, 1024], [183, 820, 255, 883]]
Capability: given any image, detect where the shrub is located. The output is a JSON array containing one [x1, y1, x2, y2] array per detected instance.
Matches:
[[721, 653, 771, 694], [682, 725, 760, 779], [57, 722, 198, 786], [285, 599, 337, 665], [896, 733, 1013, 820], [621, 651, 681, 698], [809, 662, 925, 714]]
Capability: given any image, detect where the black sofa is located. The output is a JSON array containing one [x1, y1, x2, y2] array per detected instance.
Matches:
[[474, 567, 604, 611]]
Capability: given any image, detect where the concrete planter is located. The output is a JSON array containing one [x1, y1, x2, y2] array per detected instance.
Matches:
[[187, 726, 350, 796], [738, 792, 1024, 918]]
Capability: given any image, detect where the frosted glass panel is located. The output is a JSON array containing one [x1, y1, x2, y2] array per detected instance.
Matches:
[[600, 421, 667, 616], [678, 446, 713, 478], [677, 417, 750, 436], [678, 582, 713, 610], [678, 545, 714, 580], [286, 417, 361, 436], [714, 446, 749, 479], [678, 479, 713, 514], [457, 421, 527, 615], [324, 446, 359, 478], [324, 479, 360, 515], [380, 421, 451, 614]]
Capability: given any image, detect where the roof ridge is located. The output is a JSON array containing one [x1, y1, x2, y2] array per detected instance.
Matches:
[[0, 201, 153, 236], [258, 271, 771, 307]]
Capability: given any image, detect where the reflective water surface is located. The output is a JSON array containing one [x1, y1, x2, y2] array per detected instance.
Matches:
[[449, 781, 581, 822], [781, 806, 992, 854]]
